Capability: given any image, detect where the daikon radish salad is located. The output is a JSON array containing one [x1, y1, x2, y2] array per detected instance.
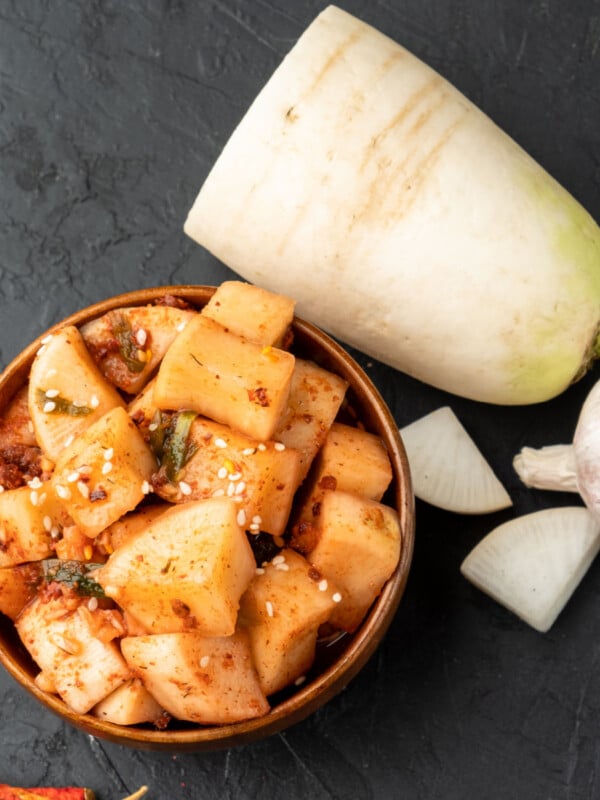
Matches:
[[0, 283, 403, 728], [184, 5, 600, 406]]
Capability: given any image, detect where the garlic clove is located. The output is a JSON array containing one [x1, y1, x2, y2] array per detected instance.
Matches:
[[513, 443, 578, 493]]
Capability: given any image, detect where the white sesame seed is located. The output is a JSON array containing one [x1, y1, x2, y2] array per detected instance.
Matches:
[[45, 388, 60, 398], [294, 675, 306, 686], [257, 443, 267, 451], [27, 477, 43, 489], [226, 482, 235, 497], [72, 400, 86, 407], [43, 516, 52, 532], [318, 579, 328, 592], [36, 344, 47, 357], [30, 491, 38, 506], [148, 422, 158, 432], [77, 481, 90, 499], [141, 480, 151, 494], [0, 486, 4, 494], [87, 596, 98, 611], [272, 554, 285, 565], [242, 447, 256, 456], [214, 437, 227, 449], [135, 328, 147, 347], [43, 401, 56, 413], [252, 515, 262, 525], [78, 465, 92, 476], [274, 442, 286, 451], [199, 655, 210, 669], [67, 471, 80, 483], [101, 461, 113, 475], [50, 633, 80, 655], [211, 488, 225, 498], [237, 509, 246, 527], [55, 485, 71, 500], [232, 495, 243, 503], [63, 434, 75, 448], [41, 334, 53, 345], [228, 472, 242, 481], [249, 523, 260, 533], [50, 525, 60, 538], [275, 563, 290, 571], [255, 567, 265, 575], [234, 481, 246, 495], [265, 600, 274, 618], [39, 492, 47, 505], [176, 321, 187, 332], [90, 395, 100, 409], [179, 481, 192, 496], [217, 467, 228, 480], [332, 592, 342, 603], [103, 447, 114, 461]]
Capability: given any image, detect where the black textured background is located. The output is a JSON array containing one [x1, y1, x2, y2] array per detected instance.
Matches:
[[2, 2, 600, 798]]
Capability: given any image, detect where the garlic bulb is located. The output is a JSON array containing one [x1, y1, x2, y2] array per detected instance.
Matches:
[[513, 379, 600, 519]]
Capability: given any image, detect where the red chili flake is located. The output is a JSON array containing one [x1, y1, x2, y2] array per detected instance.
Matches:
[[247, 387, 270, 407], [289, 521, 320, 554], [318, 475, 337, 491], [130, 409, 146, 425], [154, 711, 171, 730], [89, 487, 107, 502], [155, 294, 193, 310], [171, 599, 191, 618]]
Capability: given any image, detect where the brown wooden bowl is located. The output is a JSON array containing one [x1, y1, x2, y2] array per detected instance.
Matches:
[[0, 285, 414, 751]]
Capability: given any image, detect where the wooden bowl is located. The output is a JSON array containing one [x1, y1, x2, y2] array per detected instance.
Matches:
[[0, 285, 415, 751]]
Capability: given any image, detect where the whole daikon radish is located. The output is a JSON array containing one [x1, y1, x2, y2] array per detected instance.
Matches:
[[185, 5, 600, 405]]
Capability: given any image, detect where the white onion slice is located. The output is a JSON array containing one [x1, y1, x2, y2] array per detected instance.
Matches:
[[400, 406, 512, 514], [461, 506, 600, 632]]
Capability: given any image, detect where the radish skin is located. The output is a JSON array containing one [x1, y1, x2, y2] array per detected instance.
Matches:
[[185, 5, 600, 405]]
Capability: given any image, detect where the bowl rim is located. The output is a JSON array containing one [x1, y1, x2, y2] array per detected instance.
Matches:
[[0, 284, 415, 751]]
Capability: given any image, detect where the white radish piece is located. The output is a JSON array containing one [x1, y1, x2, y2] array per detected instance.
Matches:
[[400, 406, 512, 514], [513, 379, 600, 520], [184, 5, 600, 406], [461, 506, 600, 632]]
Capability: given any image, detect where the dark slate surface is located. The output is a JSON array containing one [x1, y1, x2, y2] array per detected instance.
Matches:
[[1, 1, 600, 797]]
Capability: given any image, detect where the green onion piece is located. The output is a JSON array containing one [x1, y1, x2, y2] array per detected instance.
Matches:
[[42, 559, 106, 598], [36, 389, 92, 416], [109, 311, 147, 373], [161, 410, 198, 482]]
